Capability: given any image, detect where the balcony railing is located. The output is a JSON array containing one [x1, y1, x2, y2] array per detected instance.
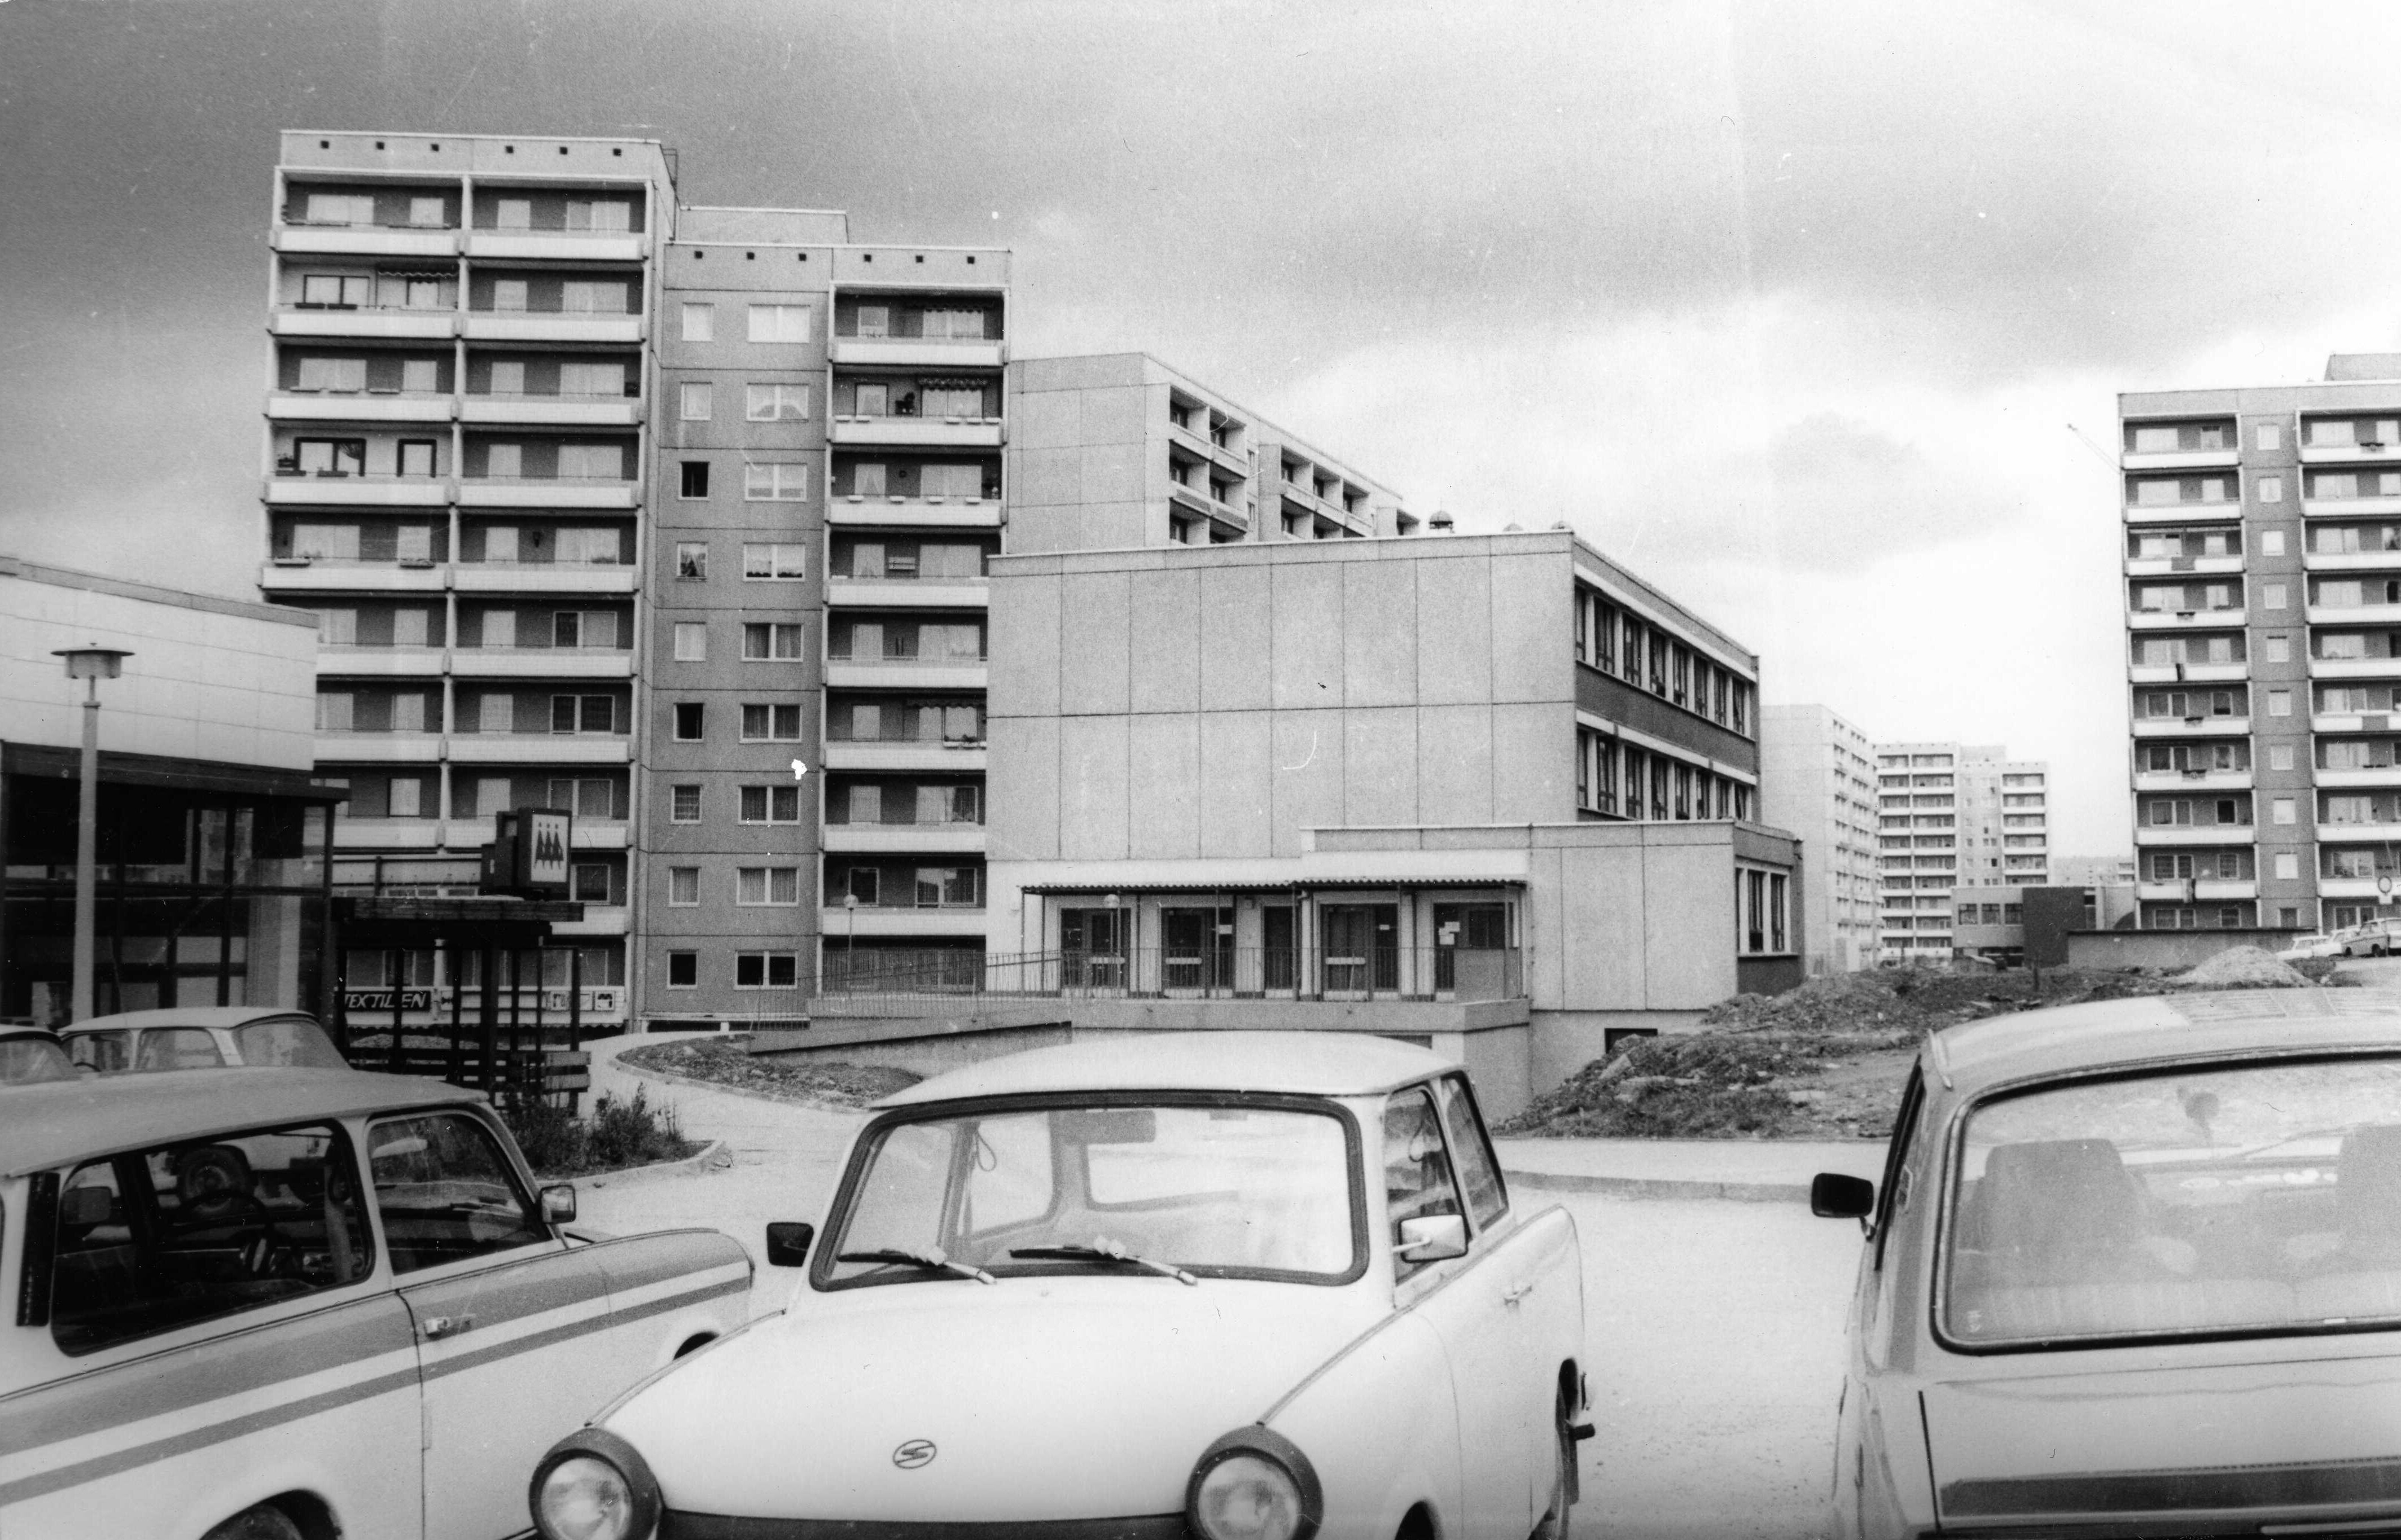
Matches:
[[820, 945, 1526, 1004]]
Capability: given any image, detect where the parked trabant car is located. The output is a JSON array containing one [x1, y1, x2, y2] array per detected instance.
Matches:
[[529, 1032, 1588, 1540], [62, 1006, 348, 1075], [0, 1067, 752, 1540], [0, 1029, 75, 1086], [1813, 988, 2401, 1538]]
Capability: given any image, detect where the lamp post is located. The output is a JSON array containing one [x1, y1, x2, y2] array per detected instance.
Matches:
[[52, 645, 132, 1023], [844, 892, 858, 988]]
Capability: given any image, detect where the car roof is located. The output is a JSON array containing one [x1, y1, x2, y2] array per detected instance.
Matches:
[[1935, 988, 2401, 1097], [0, 1068, 481, 1176], [877, 1031, 1459, 1108], [59, 1006, 318, 1034]]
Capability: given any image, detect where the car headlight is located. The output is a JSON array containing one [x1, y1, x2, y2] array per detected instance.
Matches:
[[1188, 1427, 1323, 1540], [529, 1428, 662, 1540]]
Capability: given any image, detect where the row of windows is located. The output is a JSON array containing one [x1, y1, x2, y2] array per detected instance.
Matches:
[[671, 621, 806, 662], [677, 382, 813, 421], [671, 541, 806, 581], [1571, 588, 1753, 736], [664, 950, 801, 990], [1738, 867, 1790, 955], [667, 865, 804, 907], [668, 783, 803, 824], [670, 702, 805, 743], [1574, 730, 1754, 822], [671, 459, 809, 501]]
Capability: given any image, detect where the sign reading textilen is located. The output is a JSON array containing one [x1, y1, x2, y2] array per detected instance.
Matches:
[[343, 989, 433, 1012]]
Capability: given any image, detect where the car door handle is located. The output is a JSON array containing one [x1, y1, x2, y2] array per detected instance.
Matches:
[[1501, 1282, 1534, 1306], [420, 1313, 476, 1340]]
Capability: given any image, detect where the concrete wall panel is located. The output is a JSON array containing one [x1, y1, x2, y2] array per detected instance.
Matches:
[[1057, 714, 1131, 861], [1416, 704, 1495, 826], [1490, 551, 1572, 705], [1198, 564, 1274, 713], [1057, 571, 1131, 716], [1270, 711, 1345, 858], [1127, 713, 1202, 859], [986, 570, 1061, 718], [1078, 440, 1147, 505], [1414, 557, 1495, 706], [1642, 839, 1734, 1007], [1128, 568, 1202, 715], [1342, 707, 1419, 826], [1558, 843, 1649, 1011], [1342, 560, 1417, 708], [1490, 702, 1572, 822], [1011, 389, 1079, 451], [1077, 383, 1151, 447], [1197, 710, 1275, 858], [987, 714, 1061, 862], [1271, 564, 1346, 711]]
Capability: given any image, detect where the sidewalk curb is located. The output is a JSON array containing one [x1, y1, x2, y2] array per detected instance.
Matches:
[[579, 1137, 734, 1190], [1503, 1168, 1812, 1203]]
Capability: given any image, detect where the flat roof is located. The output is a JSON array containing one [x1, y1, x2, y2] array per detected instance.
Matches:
[[1, 1068, 480, 1176], [1938, 989, 2401, 1095], [878, 1031, 1456, 1108], [0, 555, 314, 628]]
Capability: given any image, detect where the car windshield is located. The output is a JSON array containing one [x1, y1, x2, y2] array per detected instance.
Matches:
[[0, 1036, 76, 1085], [822, 1098, 1359, 1287], [231, 1018, 346, 1068], [1944, 1056, 2401, 1348]]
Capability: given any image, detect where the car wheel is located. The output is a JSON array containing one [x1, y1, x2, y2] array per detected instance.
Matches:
[[200, 1504, 304, 1540], [1531, 1381, 1577, 1540]]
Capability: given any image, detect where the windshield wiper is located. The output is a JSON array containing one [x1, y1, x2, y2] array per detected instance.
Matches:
[[835, 1246, 996, 1284], [1011, 1238, 1198, 1286]]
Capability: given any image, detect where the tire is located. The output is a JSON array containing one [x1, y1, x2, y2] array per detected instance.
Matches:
[[1531, 1382, 1577, 1540], [200, 1504, 304, 1540]]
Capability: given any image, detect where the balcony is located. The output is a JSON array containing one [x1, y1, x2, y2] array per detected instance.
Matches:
[[314, 733, 442, 763], [2311, 604, 2401, 626], [829, 337, 1005, 370], [818, 906, 990, 939], [2138, 879, 2259, 902], [1280, 485, 1373, 537], [2129, 662, 2247, 684], [449, 648, 634, 679], [2304, 548, 2401, 572], [269, 391, 455, 424], [821, 824, 987, 854], [452, 564, 637, 595], [2132, 715, 2250, 739], [463, 229, 646, 262], [552, 905, 632, 938], [457, 476, 639, 510], [821, 740, 988, 774], [825, 576, 988, 610], [446, 735, 631, 764], [2134, 825, 2255, 847], [314, 646, 447, 678], [260, 560, 448, 595], [2299, 440, 2401, 465], [2124, 554, 2244, 577], [273, 222, 459, 259], [819, 945, 1526, 1007], [1169, 420, 1253, 480], [2316, 712, 2401, 734], [2120, 449, 2240, 472], [1170, 481, 1248, 531], [463, 310, 643, 345], [264, 475, 450, 507], [2128, 608, 2245, 630], [829, 415, 1004, 450], [2318, 822, 2400, 844], [461, 393, 643, 428], [2124, 501, 2241, 525], [570, 822, 630, 851], [2302, 494, 2401, 520], [2316, 766, 2401, 790], [2318, 878, 2395, 900], [2132, 769, 2253, 792], [271, 304, 458, 342], [825, 657, 987, 691], [829, 497, 1002, 529], [330, 818, 445, 850], [2311, 656, 2401, 681]]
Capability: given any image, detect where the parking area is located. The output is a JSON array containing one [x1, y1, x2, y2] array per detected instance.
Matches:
[[580, 1039, 1863, 1540]]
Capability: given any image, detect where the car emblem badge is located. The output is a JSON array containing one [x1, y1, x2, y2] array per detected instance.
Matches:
[[893, 1439, 937, 1469]]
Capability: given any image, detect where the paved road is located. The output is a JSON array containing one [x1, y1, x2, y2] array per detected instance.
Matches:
[[579, 1037, 1862, 1540]]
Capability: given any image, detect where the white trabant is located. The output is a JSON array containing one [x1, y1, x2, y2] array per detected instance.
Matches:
[[529, 1032, 1589, 1540], [60, 1006, 348, 1074], [0, 1067, 752, 1540], [1813, 989, 2401, 1537]]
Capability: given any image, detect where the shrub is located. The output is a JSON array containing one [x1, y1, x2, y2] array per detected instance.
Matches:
[[502, 1085, 695, 1177]]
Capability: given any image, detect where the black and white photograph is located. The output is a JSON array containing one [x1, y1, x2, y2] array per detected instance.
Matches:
[[6, 2, 2401, 1537]]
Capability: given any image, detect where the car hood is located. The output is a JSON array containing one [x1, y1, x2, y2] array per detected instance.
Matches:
[[1925, 1349, 2401, 1529], [606, 1275, 1381, 1521]]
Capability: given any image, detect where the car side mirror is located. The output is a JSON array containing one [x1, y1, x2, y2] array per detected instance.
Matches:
[[1395, 1213, 1469, 1261], [1811, 1173, 1874, 1221], [540, 1183, 577, 1224], [765, 1221, 815, 1268]]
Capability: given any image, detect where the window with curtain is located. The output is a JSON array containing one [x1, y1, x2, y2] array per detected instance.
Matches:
[[562, 361, 624, 398], [747, 383, 809, 420], [557, 444, 623, 480], [491, 279, 529, 312], [852, 462, 888, 496]]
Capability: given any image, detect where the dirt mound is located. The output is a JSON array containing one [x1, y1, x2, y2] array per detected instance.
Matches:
[[619, 1035, 921, 1108], [1698, 964, 2184, 1038], [2174, 945, 2312, 990]]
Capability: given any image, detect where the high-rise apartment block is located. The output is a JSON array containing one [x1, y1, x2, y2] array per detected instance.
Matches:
[[1875, 742, 2049, 962], [1761, 704, 1879, 973]]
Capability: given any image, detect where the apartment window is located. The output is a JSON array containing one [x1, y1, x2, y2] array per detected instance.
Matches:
[[852, 462, 889, 498], [739, 785, 802, 823], [2263, 582, 2288, 609], [916, 867, 980, 907], [743, 622, 807, 660], [736, 867, 801, 906], [741, 703, 804, 742], [292, 438, 366, 477], [484, 443, 524, 479], [551, 694, 615, 734], [557, 444, 623, 480], [2261, 529, 2286, 555], [296, 356, 366, 393], [490, 279, 529, 313], [572, 863, 612, 904], [2266, 635, 2290, 664], [2258, 423, 2281, 451], [2269, 690, 2292, 717], [673, 703, 704, 742], [747, 304, 812, 343], [671, 784, 702, 823], [856, 305, 890, 338], [560, 281, 626, 316], [744, 462, 809, 501], [553, 611, 617, 650], [681, 302, 713, 341], [674, 622, 707, 661], [2275, 853, 2301, 881], [675, 542, 707, 580], [564, 198, 632, 233], [747, 383, 810, 421], [742, 543, 807, 580], [299, 273, 371, 308], [735, 953, 800, 989], [560, 361, 623, 398], [2269, 744, 2294, 771], [667, 952, 698, 988], [2273, 797, 2297, 825], [2260, 476, 2283, 504], [680, 461, 711, 499], [493, 198, 532, 230], [680, 382, 713, 421]]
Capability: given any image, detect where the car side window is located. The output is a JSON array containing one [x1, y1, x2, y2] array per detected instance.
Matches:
[[1434, 1074, 1508, 1229], [369, 1112, 547, 1274], [1384, 1088, 1464, 1280], [1871, 1067, 1925, 1269], [48, 1122, 374, 1356], [135, 1029, 224, 1072], [232, 1018, 347, 1068], [67, 1030, 131, 1073]]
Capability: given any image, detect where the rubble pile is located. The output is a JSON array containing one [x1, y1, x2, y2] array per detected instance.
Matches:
[[618, 1035, 921, 1108], [2172, 945, 2313, 990]]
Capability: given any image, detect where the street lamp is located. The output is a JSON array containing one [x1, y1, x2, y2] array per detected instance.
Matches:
[[52, 645, 131, 1023], [844, 892, 859, 987]]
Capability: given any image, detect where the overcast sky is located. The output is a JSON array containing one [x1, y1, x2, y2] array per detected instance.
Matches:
[[6, 0, 2400, 857]]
